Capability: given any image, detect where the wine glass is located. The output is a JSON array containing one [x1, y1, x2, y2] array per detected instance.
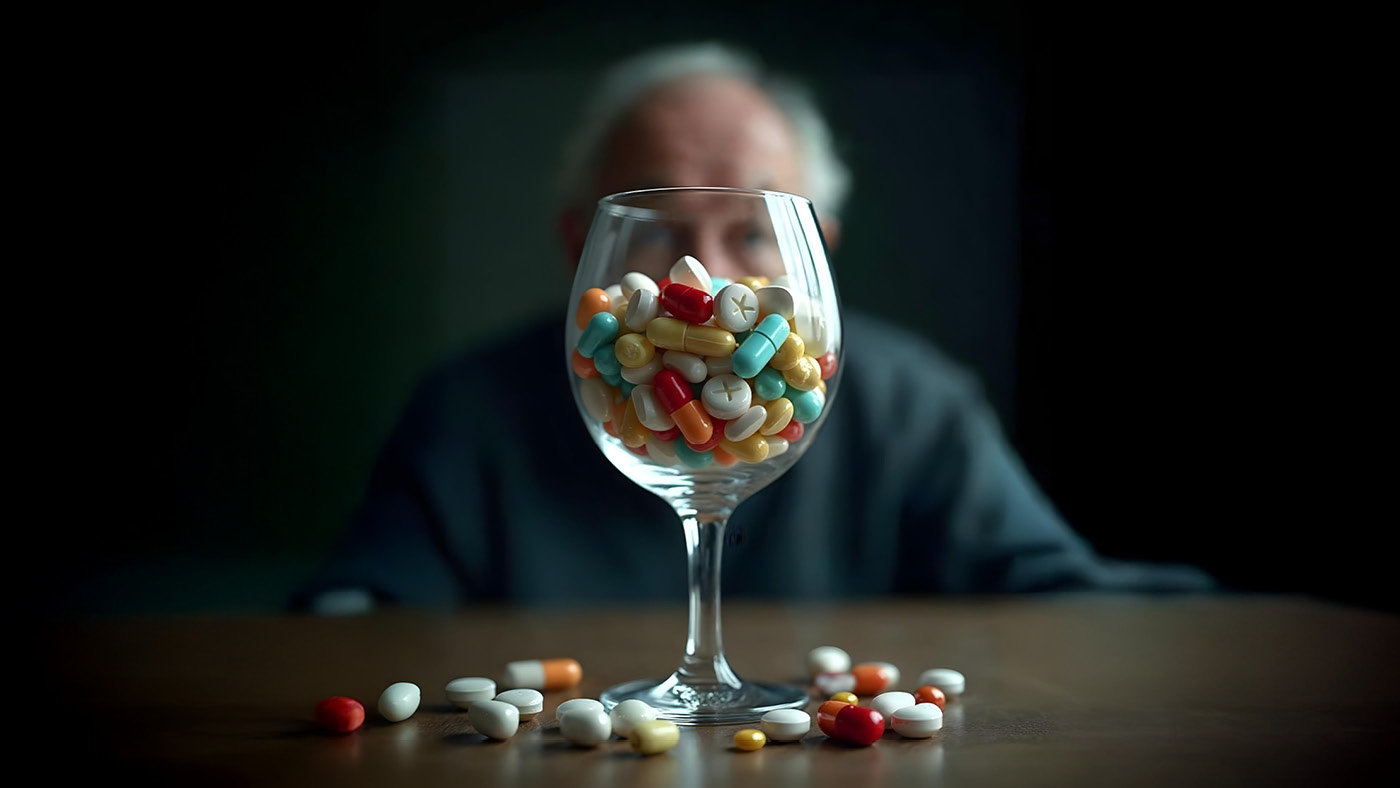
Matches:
[[564, 187, 842, 724]]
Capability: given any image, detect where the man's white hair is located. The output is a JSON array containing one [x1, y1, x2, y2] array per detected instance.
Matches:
[[557, 42, 851, 218]]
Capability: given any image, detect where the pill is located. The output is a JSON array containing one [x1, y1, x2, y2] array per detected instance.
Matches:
[[891, 703, 943, 738], [577, 311, 619, 358], [315, 696, 365, 733], [916, 668, 965, 697], [503, 658, 582, 691], [777, 420, 804, 442], [767, 436, 789, 456], [494, 688, 544, 721], [788, 387, 823, 423], [647, 317, 736, 357], [759, 398, 794, 435], [782, 355, 822, 391], [621, 271, 660, 299], [669, 255, 711, 293], [620, 399, 650, 448], [556, 698, 605, 719], [724, 406, 766, 441], [719, 432, 769, 463], [852, 663, 898, 695], [674, 441, 713, 468], [736, 275, 769, 290], [770, 274, 792, 288], [731, 314, 790, 378], [575, 288, 611, 330], [629, 719, 680, 755], [792, 299, 831, 355], [818, 351, 838, 379], [445, 677, 497, 709], [614, 334, 656, 369], [611, 295, 632, 327], [701, 374, 752, 419], [560, 706, 612, 747], [733, 728, 766, 751], [685, 417, 726, 452], [712, 445, 739, 465], [591, 343, 621, 377], [660, 283, 715, 324], [769, 332, 805, 371], [808, 646, 852, 676], [570, 348, 598, 379], [632, 385, 677, 432], [624, 287, 661, 332], [829, 691, 858, 705], [609, 699, 658, 738], [814, 672, 856, 695], [752, 367, 787, 400], [760, 708, 811, 742], [620, 353, 664, 385], [469, 699, 519, 740], [709, 276, 730, 295], [578, 377, 612, 422], [704, 355, 732, 377], [756, 285, 796, 320], [713, 283, 760, 333], [817, 700, 884, 746], [377, 682, 420, 723], [913, 685, 947, 709], [646, 433, 680, 465], [871, 692, 916, 728], [662, 351, 708, 383]]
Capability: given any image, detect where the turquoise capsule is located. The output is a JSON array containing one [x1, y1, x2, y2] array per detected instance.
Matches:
[[600, 370, 624, 387], [730, 315, 790, 378], [709, 277, 730, 296], [577, 312, 619, 358], [788, 387, 823, 423], [752, 367, 787, 400], [753, 314, 790, 344], [620, 381, 636, 399], [592, 343, 621, 376], [674, 442, 714, 468]]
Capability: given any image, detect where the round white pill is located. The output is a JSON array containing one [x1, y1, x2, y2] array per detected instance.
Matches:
[[670, 255, 711, 293], [760, 708, 811, 741], [891, 703, 943, 738], [662, 351, 708, 383], [468, 699, 519, 740], [555, 698, 605, 720], [714, 283, 760, 332], [807, 646, 851, 677], [871, 691, 916, 727], [377, 682, 420, 722], [609, 699, 657, 738], [814, 671, 856, 695], [625, 288, 660, 333], [446, 677, 497, 709], [621, 271, 659, 299], [559, 706, 612, 747], [701, 374, 752, 419], [917, 668, 965, 696], [494, 688, 544, 721], [725, 406, 767, 441]]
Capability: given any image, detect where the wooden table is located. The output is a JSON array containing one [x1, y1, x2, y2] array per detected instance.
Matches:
[[40, 596, 1399, 785]]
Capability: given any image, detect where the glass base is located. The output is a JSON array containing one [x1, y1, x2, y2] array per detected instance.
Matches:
[[600, 673, 809, 725]]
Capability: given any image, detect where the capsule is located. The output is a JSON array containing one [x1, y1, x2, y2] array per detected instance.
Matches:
[[503, 658, 582, 691], [818, 351, 838, 380], [629, 719, 680, 755], [719, 433, 769, 463], [591, 343, 621, 377], [660, 282, 714, 325], [769, 332, 806, 371], [711, 445, 739, 466], [686, 418, 725, 452], [782, 355, 822, 391], [752, 367, 787, 400], [571, 348, 598, 379], [651, 369, 714, 447], [575, 288, 611, 330], [625, 288, 661, 332], [759, 398, 794, 435], [731, 314, 791, 378], [777, 420, 804, 442], [577, 312, 619, 358], [620, 399, 650, 448], [851, 662, 897, 695], [646, 317, 736, 357], [817, 700, 884, 746], [733, 728, 766, 751], [614, 334, 656, 369], [674, 441, 713, 468], [788, 387, 824, 424], [830, 691, 858, 705]]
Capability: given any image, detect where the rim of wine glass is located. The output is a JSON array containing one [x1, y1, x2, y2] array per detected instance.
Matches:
[[596, 186, 814, 220]]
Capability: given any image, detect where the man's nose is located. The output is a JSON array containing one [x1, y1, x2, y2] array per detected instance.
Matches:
[[689, 228, 745, 281]]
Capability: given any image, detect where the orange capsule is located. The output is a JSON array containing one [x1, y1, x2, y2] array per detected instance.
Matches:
[[851, 663, 895, 696], [575, 288, 611, 330], [670, 400, 713, 446], [571, 349, 598, 379], [914, 685, 947, 710], [712, 445, 739, 466], [504, 658, 583, 691]]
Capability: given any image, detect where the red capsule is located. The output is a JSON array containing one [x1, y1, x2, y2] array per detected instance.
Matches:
[[652, 370, 693, 413], [315, 697, 365, 734], [660, 283, 715, 324], [657, 277, 672, 290], [685, 419, 726, 452], [818, 352, 838, 380], [777, 420, 804, 442], [817, 700, 884, 746]]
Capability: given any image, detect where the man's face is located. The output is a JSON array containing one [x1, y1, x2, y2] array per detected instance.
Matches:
[[586, 76, 808, 281]]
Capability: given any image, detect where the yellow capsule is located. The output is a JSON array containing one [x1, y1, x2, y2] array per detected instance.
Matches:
[[621, 399, 650, 448], [720, 433, 770, 463], [830, 691, 858, 705], [733, 728, 766, 751], [629, 720, 680, 755], [614, 334, 656, 369], [759, 398, 794, 435], [646, 317, 736, 357], [782, 356, 821, 391], [769, 333, 805, 371], [736, 276, 769, 291]]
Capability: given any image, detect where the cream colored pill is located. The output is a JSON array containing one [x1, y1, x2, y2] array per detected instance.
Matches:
[[891, 703, 943, 738], [725, 406, 766, 441], [609, 699, 657, 738], [702, 374, 752, 419], [560, 706, 612, 747], [646, 433, 680, 465], [669, 255, 711, 293], [629, 719, 680, 755], [714, 283, 760, 332], [625, 288, 660, 332], [494, 688, 544, 721], [756, 285, 796, 320], [469, 699, 519, 740], [871, 691, 916, 728], [760, 708, 811, 741], [807, 646, 851, 677], [793, 299, 831, 355], [621, 353, 664, 385], [621, 271, 659, 299], [662, 351, 707, 383], [632, 385, 677, 431], [555, 698, 605, 720], [578, 377, 612, 422], [917, 668, 965, 696], [605, 283, 624, 305], [445, 677, 497, 709], [377, 682, 420, 722], [767, 436, 789, 457]]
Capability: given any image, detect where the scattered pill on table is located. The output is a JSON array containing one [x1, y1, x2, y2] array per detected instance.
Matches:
[[377, 682, 420, 723], [851, 663, 897, 695], [445, 677, 497, 709], [468, 699, 520, 740], [870, 691, 916, 728], [559, 706, 612, 747], [760, 708, 811, 742], [917, 668, 965, 697], [494, 688, 544, 721], [817, 700, 884, 747], [314, 696, 365, 734], [609, 699, 658, 738], [807, 645, 852, 677], [629, 719, 680, 755], [913, 685, 947, 709], [733, 728, 766, 751], [555, 698, 605, 720], [814, 671, 857, 695], [830, 691, 858, 705], [503, 658, 582, 691], [891, 703, 943, 738]]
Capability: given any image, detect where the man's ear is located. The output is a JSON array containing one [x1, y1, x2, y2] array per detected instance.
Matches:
[[559, 208, 588, 266]]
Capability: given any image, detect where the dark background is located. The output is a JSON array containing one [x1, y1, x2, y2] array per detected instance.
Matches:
[[52, 2, 1383, 616]]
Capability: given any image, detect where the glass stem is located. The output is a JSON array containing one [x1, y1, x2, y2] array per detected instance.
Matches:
[[676, 505, 742, 689]]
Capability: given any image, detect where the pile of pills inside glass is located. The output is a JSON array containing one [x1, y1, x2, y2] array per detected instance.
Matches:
[[572, 255, 836, 468]]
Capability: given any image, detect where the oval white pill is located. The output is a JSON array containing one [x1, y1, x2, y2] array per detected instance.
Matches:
[[871, 691, 916, 728], [807, 645, 851, 677], [445, 677, 497, 709], [701, 374, 752, 419], [704, 355, 732, 377], [555, 698, 605, 720], [714, 283, 760, 332], [578, 377, 611, 422], [669, 255, 711, 293], [632, 385, 676, 431], [725, 406, 766, 441], [891, 703, 943, 738], [662, 351, 707, 383], [917, 668, 965, 696], [646, 433, 680, 465], [605, 283, 624, 305], [560, 706, 612, 747], [756, 285, 796, 320], [621, 354, 664, 385], [760, 708, 811, 741], [608, 699, 657, 738], [621, 271, 659, 299], [377, 682, 420, 722], [469, 699, 519, 740], [494, 688, 544, 720], [625, 288, 660, 332]]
